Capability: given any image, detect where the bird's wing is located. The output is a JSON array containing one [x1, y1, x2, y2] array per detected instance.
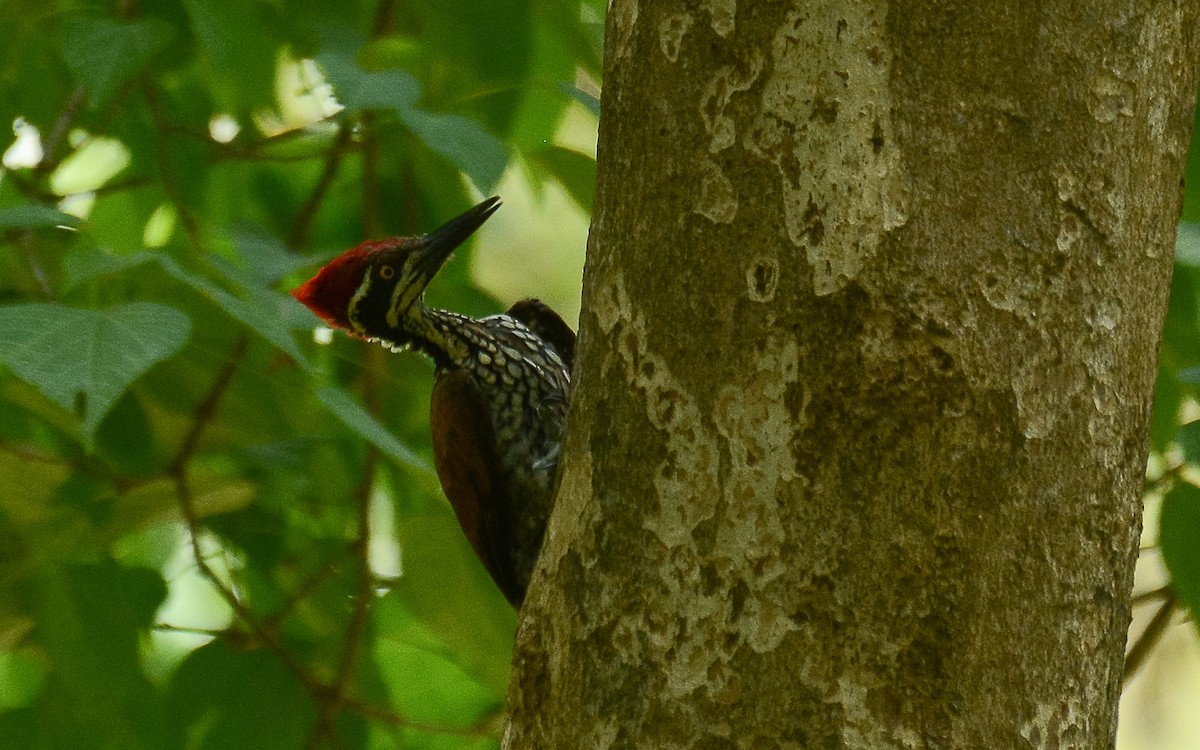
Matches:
[[506, 298, 577, 370], [430, 369, 524, 606]]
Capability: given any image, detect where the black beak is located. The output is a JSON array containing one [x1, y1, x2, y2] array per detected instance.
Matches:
[[414, 196, 502, 277]]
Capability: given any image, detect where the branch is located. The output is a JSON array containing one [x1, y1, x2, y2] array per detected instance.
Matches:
[[1130, 586, 1171, 607], [141, 80, 204, 257], [1122, 590, 1178, 685], [169, 337, 250, 472], [172, 466, 329, 693], [167, 339, 473, 742], [167, 336, 335, 706], [343, 695, 502, 739], [306, 446, 380, 749], [262, 556, 343, 629], [288, 124, 353, 250], [39, 87, 87, 170], [153, 623, 226, 637], [306, 322, 388, 746]]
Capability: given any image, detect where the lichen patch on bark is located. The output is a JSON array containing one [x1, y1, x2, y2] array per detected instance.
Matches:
[[745, 3, 907, 295]]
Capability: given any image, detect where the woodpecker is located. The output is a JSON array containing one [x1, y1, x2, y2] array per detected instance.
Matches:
[[291, 197, 573, 607]]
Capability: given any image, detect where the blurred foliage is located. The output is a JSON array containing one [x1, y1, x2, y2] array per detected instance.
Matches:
[[0, 0, 1198, 746], [1151, 103, 1200, 644], [0, 0, 599, 747]]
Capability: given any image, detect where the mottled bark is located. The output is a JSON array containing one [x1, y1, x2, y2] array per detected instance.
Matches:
[[507, 2, 1200, 748]]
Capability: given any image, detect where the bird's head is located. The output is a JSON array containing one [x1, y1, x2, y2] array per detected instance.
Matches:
[[292, 197, 501, 346]]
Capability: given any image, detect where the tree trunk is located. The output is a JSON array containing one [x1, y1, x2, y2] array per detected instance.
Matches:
[[506, 2, 1200, 747]]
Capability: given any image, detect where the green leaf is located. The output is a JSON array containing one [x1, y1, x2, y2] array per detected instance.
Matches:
[[559, 81, 601, 117], [316, 36, 507, 191], [231, 224, 314, 285], [337, 64, 422, 112], [168, 640, 314, 750], [0, 302, 191, 449], [316, 387, 430, 471], [1150, 368, 1182, 452], [374, 639, 500, 729], [0, 204, 82, 230], [387, 489, 515, 696], [182, 0, 278, 111], [93, 387, 162, 476], [401, 0, 542, 142], [1160, 482, 1200, 622], [527, 146, 596, 212], [315, 33, 420, 112], [0, 649, 47, 710], [400, 110, 508, 192], [1177, 420, 1200, 465], [156, 256, 310, 366], [375, 588, 512, 700], [30, 561, 169, 748], [61, 18, 174, 108], [61, 246, 155, 293]]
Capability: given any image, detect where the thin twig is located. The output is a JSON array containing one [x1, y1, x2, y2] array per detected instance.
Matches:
[[218, 142, 357, 165], [167, 337, 330, 701], [3, 170, 151, 204], [306, 447, 380, 749], [306, 258, 389, 747], [1130, 586, 1171, 607], [166, 340, 460, 741], [341, 695, 501, 739], [173, 468, 324, 690], [0, 441, 130, 491], [3, 171, 59, 203], [91, 175, 155, 196], [40, 87, 87, 169], [153, 623, 226, 637], [370, 0, 398, 36], [1123, 590, 1178, 685], [359, 113, 382, 239], [169, 337, 250, 472], [262, 556, 343, 629], [141, 80, 204, 256], [288, 124, 353, 250]]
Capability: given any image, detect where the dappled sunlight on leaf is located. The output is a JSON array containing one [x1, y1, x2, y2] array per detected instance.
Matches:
[[49, 136, 131, 196]]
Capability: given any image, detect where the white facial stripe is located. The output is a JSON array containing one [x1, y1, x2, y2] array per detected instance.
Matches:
[[386, 258, 424, 328], [348, 274, 372, 335], [386, 282, 407, 329]]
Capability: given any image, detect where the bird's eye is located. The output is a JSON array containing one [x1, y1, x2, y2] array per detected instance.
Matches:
[[379, 265, 395, 280]]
